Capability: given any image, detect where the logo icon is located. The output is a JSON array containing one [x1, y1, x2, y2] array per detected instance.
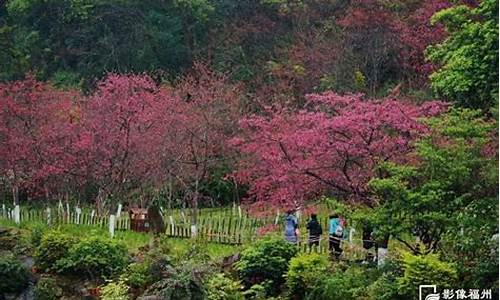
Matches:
[[419, 285, 440, 300]]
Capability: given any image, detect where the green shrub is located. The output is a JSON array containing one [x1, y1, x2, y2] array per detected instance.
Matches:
[[34, 230, 76, 272], [243, 282, 273, 300], [120, 261, 153, 289], [185, 239, 212, 262], [367, 273, 402, 300], [397, 253, 457, 299], [366, 259, 404, 300], [56, 236, 129, 280], [142, 262, 208, 300], [30, 223, 47, 248], [285, 253, 329, 299], [0, 228, 21, 251], [235, 236, 298, 295], [205, 273, 244, 300], [101, 280, 129, 300], [0, 255, 29, 294], [148, 256, 173, 283], [306, 264, 377, 300], [34, 276, 63, 300]]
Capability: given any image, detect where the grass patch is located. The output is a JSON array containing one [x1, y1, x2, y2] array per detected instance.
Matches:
[[0, 219, 239, 259]]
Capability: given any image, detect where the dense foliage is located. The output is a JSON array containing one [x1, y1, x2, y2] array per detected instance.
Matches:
[[235, 236, 298, 295], [33, 276, 63, 300], [0, 0, 453, 92], [100, 280, 130, 300], [285, 253, 329, 299], [56, 236, 129, 279], [427, 0, 499, 109], [0, 255, 29, 294], [305, 264, 378, 299], [142, 262, 207, 300], [120, 261, 154, 289], [397, 253, 458, 299], [205, 273, 244, 300], [34, 230, 76, 272], [369, 109, 498, 285]]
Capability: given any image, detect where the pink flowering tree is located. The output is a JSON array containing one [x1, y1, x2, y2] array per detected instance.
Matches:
[[157, 63, 242, 222], [395, 0, 451, 86], [81, 74, 170, 210], [232, 92, 446, 211], [0, 76, 79, 204]]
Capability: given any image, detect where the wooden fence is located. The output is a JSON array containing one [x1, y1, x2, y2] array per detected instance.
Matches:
[[0, 205, 372, 259], [0, 205, 263, 244], [0, 205, 131, 230]]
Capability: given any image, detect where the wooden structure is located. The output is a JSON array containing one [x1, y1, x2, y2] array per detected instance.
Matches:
[[129, 208, 150, 232]]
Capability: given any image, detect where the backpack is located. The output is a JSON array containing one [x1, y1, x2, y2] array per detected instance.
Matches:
[[335, 224, 343, 236]]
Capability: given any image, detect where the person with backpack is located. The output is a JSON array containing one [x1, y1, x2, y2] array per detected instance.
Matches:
[[284, 209, 299, 244], [329, 214, 344, 259], [306, 213, 322, 248]]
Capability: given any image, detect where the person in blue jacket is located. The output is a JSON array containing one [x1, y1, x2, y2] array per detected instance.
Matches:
[[284, 209, 299, 244], [329, 214, 344, 259]]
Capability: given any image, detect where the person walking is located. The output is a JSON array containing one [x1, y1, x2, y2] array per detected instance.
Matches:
[[362, 224, 375, 263], [306, 213, 322, 248], [329, 214, 344, 259], [284, 209, 299, 244]]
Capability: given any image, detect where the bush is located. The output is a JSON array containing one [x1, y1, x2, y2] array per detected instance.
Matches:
[[34, 276, 63, 300], [306, 264, 378, 300], [34, 230, 76, 272], [0, 228, 21, 251], [30, 223, 47, 248], [141, 261, 208, 300], [56, 236, 129, 280], [397, 253, 457, 299], [101, 280, 130, 300], [0, 255, 29, 294], [205, 273, 244, 300], [243, 282, 273, 300], [366, 259, 404, 300], [235, 236, 298, 295], [120, 261, 153, 289], [285, 253, 329, 299], [366, 273, 402, 300], [148, 256, 173, 283]]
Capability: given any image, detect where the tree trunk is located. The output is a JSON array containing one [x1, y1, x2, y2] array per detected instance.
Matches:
[[12, 184, 19, 206], [12, 184, 20, 224], [147, 205, 165, 235], [190, 180, 199, 238]]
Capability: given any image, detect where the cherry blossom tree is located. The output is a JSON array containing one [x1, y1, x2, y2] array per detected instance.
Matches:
[[156, 63, 242, 223], [0, 76, 78, 204], [232, 92, 447, 210], [395, 0, 451, 86], [81, 74, 169, 210]]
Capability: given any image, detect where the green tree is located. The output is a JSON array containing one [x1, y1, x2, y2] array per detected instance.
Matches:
[[369, 108, 498, 287], [370, 109, 497, 252], [426, 0, 499, 109], [2, 0, 208, 87]]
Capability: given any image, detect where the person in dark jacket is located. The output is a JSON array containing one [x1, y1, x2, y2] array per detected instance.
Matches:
[[362, 224, 375, 263], [306, 213, 322, 248]]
